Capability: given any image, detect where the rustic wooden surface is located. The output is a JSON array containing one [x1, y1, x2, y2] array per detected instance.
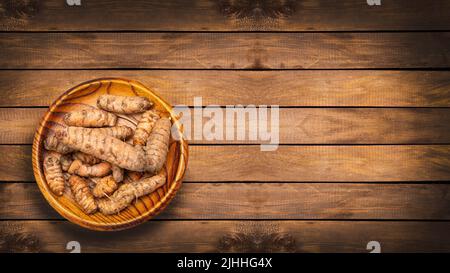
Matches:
[[3, 108, 450, 144], [2, 145, 450, 182], [2, 183, 450, 220], [0, 0, 449, 31], [1, 33, 449, 69], [0, 0, 449, 252], [1, 71, 450, 107], [1, 220, 450, 253]]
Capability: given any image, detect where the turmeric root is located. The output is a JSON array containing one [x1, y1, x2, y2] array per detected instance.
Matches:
[[72, 152, 101, 165], [91, 125, 133, 140], [45, 126, 131, 155], [124, 171, 143, 183], [60, 154, 73, 172], [145, 117, 171, 173], [97, 94, 152, 114], [43, 152, 65, 196], [111, 164, 124, 183], [64, 109, 117, 127], [63, 172, 71, 181], [92, 175, 118, 198], [97, 173, 166, 215], [68, 175, 97, 214], [56, 126, 149, 171], [132, 110, 160, 146], [68, 159, 111, 177], [44, 133, 73, 154]]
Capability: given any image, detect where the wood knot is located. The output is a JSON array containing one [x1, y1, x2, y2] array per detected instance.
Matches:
[[218, 231, 297, 252], [0, 224, 41, 253], [0, 0, 39, 19], [217, 0, 296, 28]]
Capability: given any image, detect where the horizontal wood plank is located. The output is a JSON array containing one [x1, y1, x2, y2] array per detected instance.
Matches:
[[1, 0, 449, 31], [2, 145, 450, 182], [2, 183, 449, 220], [1, 33, 449, 69], [2, 108, 450, 145], [1, 220, 449, 252], [1, 70, 450, 107]]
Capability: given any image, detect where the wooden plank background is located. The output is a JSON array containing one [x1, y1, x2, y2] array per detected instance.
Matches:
[[0, 0, 449, 253], [0, 0, 449, 31], [1, 71, 450, 107], [1, 33, 449, 69]]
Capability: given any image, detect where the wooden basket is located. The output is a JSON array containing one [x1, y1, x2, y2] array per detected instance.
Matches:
[[32, 78, 188, 231]]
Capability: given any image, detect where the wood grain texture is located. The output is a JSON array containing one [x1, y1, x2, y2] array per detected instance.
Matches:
[[3, 107, 450, 145], [3, 145, 450, 182], [188, 145, 450, 182], [1, 0, 449, 31], [2, 183, 450, 220], [1, 220, 449, 252], [1, 70, 450, 107], [1, 33, 449, 69]]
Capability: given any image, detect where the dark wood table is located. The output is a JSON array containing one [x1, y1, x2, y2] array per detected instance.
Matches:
[[0, 0, 449, 252]]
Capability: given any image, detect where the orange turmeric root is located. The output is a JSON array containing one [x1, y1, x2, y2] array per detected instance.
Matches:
[[56, 126, 149, 171], [68, 175, 97, 214], [64, 108, 117, 127], [132, 110, 160, 146], [92, 175, 118, 198], [97, 94, 152, 114], [97, 172, 166, 215], [68, 159, 111, 177], [145, 117, 171, 173], [43, 152, 65, 196]]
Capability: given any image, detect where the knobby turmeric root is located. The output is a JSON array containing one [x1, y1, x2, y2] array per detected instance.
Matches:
[[91, 125, 133, 140], [132, 110, 160, 146], [45, 126, 132, 156], [56, 126, 149, 171], [64, 108, 117, 127], [97, 94, 152, 114], [145, 117, 171, 174], [123, 171, 143, 183], [72, 151, 101, 165], [60, 154, 73, 172], [97, 172, 166, 215], [43, 152, 65, 196], [68, 175, 97, 214], [111, 164, 124, 183], [68, 159, 111, 177], [63, 172, 71, 181], [44, 133, 74, 154], [92, 175, 118, 198], [42, 94, 173, 215]]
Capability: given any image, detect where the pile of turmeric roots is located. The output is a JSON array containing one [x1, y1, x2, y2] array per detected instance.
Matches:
[[42, 94, 171, 215]]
